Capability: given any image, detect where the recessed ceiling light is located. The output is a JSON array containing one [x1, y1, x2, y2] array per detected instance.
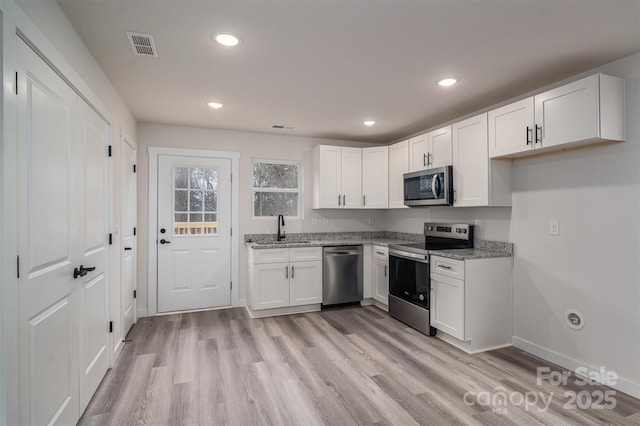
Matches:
[[363, 120, 376, 126], [213, 32, 241, 47], [438, 78, 458, 87], [207, 101, 223, 109]]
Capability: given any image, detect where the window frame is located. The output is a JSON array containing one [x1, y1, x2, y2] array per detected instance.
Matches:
[[251, 158, 302, 219]]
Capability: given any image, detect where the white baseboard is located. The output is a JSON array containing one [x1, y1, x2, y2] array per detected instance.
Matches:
[[513, 336, 640, 399], [137, 308, 148, 318]]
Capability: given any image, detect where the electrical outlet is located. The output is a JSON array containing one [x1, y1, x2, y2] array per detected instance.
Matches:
[[311, 217, 318, 226], [549, 220, 559, 236], [322, 218, 329, 225], [368, 217, 373, 225]]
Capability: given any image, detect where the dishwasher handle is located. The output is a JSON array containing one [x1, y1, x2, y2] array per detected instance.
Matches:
[[325, 251, 361, 256]]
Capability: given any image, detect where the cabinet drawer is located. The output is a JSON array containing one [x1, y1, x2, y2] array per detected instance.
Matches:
[[290, 247, 322, 262], [431, 256, 465, 280], [373, 245, 388, 260], [252, 248, 290, 264]]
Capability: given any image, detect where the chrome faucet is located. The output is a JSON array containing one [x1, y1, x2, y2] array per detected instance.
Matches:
[[277, 214, 285, 241]]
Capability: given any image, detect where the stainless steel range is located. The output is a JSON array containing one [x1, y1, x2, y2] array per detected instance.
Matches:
[[388, 223, 474, 336]]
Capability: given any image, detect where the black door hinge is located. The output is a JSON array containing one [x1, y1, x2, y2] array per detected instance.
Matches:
[[109, 321, 113, 333], [17, 255, 20, 278], [134, 290, 137, 299], [133, 227, 137, 236], [15, 72, 18, 95], [108, 145, 112, 157], [109, 233, 113, 245], [133, 164, 136, 173]]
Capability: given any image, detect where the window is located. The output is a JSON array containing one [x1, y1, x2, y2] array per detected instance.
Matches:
[[173, 166, 218, 235], [252, 160, 301, 217]]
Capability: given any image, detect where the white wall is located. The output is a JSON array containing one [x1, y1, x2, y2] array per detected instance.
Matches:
[[137, 124, 384, 310], [510, 54, 640, 394]]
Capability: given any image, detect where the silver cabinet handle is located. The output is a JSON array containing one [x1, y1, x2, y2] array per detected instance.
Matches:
[[535, 125, 542, 145], [427, 152, 432, 166], [343, 195, 346, 205], [338, 194, 341, 206], [438, 264, 452, 270], [423, 153, 427, 167], [376, 251, 385, 255], [285, 266, 289, 279], [384, 265, 387, 277], [291, 265, 294, 279], [526, 126, 532, 145], [363, 195, 366, 206]]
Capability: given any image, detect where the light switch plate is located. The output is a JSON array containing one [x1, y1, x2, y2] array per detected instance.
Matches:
[[549, 220, 559, 236]]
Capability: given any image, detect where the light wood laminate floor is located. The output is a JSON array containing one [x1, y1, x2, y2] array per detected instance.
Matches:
[[79, 306, 640, 425]]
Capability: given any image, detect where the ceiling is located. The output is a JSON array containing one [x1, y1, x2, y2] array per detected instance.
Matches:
[[57, 0, 640, 143]]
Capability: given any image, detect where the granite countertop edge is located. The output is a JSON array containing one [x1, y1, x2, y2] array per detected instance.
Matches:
[[245, 236, 512, 260]]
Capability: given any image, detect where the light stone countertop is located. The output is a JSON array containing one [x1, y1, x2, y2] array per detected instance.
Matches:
[[245, 232, 512, 260]]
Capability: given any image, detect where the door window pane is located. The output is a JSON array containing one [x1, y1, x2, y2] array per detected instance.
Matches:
[[173, 166, 218, 236]]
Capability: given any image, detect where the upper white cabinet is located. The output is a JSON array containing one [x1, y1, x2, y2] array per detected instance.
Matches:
[[313, 145, 362, 209], [489, 74, 625, 158], [409, 126, 452, 172], [452, 113, 512, 207], [388, 140, 409, 209], [362, 146, 389, 209]]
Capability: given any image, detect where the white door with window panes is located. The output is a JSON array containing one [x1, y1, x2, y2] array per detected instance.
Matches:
[[157, 155, 232, 312]]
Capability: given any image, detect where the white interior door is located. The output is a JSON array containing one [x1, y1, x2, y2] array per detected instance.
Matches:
[[157, 155, 232, 312], [17, 39, 80, 426], [77, 100, 110, 413], [121, 136, 137, 335]]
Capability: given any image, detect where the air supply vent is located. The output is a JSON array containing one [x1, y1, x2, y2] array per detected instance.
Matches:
[[126, 31, 158, 57], [272, 124, 296, 130]]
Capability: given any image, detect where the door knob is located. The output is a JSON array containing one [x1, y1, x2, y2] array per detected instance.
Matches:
[[159, 239, 171, 244], [73, 265, 96, 279]]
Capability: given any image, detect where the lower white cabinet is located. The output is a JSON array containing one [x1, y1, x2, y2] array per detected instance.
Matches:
[[372, 246, 389, 305], [249, 247, 322, 312], [430, 255, 513, 353]]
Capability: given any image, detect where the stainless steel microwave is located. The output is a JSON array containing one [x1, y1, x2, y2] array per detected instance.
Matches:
[[403, 166, 453, 206]]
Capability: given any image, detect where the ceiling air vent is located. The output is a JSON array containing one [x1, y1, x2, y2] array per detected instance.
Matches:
[[272, 124, 296, 130], [126, 31, 158, 57]]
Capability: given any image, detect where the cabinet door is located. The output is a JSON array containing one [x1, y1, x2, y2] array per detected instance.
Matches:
[[290, 261, 323, 306], [388, 140, 409, 209], [252, 263, 290, 310], [430, 273, 465, 340], [488, 97, 535, 158], [428, 126, 453, 168], [314, 145, 341, 208], [535, 74, 599, 149], [340, 147, 363, 208], [408, 133, 429, 172], [373, 257, 389, 305], [452, 113, 489, 207], [362, 146, 389, 209]]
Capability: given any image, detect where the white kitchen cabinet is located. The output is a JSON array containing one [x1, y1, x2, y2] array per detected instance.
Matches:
[[409, 126, 452, 172], [431, 272, 465, 340], [289, 261, 323, 306], [488, 97, 535, 158], [362, 146, 389, 208], [372, 246, 389, 305], [430, 255, 513, 354], [252, 262, 291, 310], [388, 140, 409, 209], [313, 145, 362, 209], [452, 113, 511, 207], [249, 247, 323, 313], [489, 74, 625, 159]]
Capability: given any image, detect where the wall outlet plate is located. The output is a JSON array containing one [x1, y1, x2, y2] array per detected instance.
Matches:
[[549, 220, 559, 236]]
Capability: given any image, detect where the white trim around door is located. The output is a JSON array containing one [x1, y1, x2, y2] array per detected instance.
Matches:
[[147, 147, 241, 316]]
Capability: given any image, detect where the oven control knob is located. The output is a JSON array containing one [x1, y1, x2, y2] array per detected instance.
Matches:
[[426, 226, 433, 231], [419, 294, 425, 301]]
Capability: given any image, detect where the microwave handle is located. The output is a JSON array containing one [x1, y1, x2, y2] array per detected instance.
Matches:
[[432, 174, 441, 199]]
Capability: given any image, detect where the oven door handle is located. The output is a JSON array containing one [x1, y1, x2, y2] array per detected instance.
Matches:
[[389, 249, 429, 263]]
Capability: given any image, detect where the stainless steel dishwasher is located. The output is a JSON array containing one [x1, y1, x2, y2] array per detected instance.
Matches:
[[322, 245, 363, 306]]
